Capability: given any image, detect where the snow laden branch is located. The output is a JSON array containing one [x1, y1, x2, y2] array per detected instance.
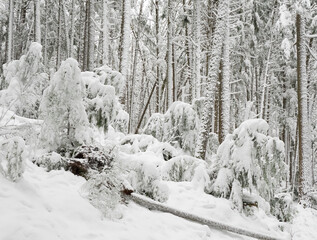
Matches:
[[125, 193, 286, 240]]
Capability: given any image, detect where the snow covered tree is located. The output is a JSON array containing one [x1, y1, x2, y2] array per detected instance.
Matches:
[[1, 42, 48, 118], [40, 58, 91, 151], [211, 119, 286, 212]]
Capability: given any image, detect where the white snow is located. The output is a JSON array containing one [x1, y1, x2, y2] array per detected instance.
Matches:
[[0, 156, 295, 240]]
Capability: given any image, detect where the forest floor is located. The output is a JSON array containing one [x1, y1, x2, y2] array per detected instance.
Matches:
[[2, 155, 315, 240]]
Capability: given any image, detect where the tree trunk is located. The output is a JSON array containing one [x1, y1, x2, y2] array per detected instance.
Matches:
[[193, 0, 201, 98], [34, 0, 41, 43], [166, 0, 173, 107], [296, 11, 312, 199], [7, 0, 14, 62], [102, 0, 109, 65], [155, 0, 160, 112], [87, 0, 95, 70], [70, 0, 76, 58], [56, 0, 62, 68], [119, 0, 131, 105], [195, 0, 229, 159], [218, 14, 230, 144]]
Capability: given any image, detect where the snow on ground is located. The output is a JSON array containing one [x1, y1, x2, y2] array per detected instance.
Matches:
[[0, 157, 298, 240], [291, 205, 317, 239], [0, 160, 237, 240]]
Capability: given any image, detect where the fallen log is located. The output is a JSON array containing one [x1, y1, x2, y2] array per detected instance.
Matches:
[[125, 192, 287, 240]]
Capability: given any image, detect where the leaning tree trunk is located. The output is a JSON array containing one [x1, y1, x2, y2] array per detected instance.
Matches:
[[296, 10, 312, 199]]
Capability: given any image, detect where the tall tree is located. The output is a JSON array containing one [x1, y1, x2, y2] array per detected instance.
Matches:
[[102, 0, 109, 65], [166, 0, 173, 108], [7, 0, 14, 62], [34, 0, 41, 43], [193, 0, 201, 99], [296, 9, 312, 199], [218, 7, 230, 144], [195, 0, 230, 159], [56, 0, 62, 68], [87, 0, 95, 70], [119, 0, 131, 105]]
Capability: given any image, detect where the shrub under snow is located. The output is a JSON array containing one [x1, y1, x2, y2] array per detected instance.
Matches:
[[0, 137, 26, 182], [81, 166, 123, 218], [123, 156, 169, 202], [211, 119, 286, 212], [143, 101, 218, 157], [82, 71, 128, 134]]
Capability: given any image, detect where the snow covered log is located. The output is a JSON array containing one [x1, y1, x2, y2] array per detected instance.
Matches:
[[124, 192, 286, 240]]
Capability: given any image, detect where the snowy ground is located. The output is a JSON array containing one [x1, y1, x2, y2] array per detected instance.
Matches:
[[3, 158, 315, 240]]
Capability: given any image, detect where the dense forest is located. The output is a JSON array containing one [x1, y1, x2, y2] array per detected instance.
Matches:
[[0, 0, 317, 239]]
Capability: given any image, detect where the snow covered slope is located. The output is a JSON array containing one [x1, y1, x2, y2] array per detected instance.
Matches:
[[1, 158, 306, 240]]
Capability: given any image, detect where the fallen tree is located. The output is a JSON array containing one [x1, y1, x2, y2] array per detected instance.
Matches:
[[124, 192, 287, 240]]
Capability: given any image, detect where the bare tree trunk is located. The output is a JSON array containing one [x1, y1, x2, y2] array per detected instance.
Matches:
[[296, 11, 312, 199], [43, 0, 49, 66], [87, 0, 95, 70], [34, 0, 41, 43], [218, 14, 230, 144], [56, 0, 62, 68], [193, 0, 201, 98], [166, 0, 173, 107], [155, 0, 160, 112], [119, 0, 131, 105], [7, 0, 14, 62], [102, 0, 109, 65], [83, 1, 89, 71], [70, 0, 76, 58]]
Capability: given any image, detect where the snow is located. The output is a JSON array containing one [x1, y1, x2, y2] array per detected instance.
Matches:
[[0, 159, 293, 240]]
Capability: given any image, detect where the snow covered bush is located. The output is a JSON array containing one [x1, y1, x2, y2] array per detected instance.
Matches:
[[34, 152, 66, 172], [143, 101, 218, 157], [40, 58, 92, 151], [120, 134, 179, 161], [83, 71, 128, 134], [0, 42, 48, 118], [211, 119, 287, 212], [124, 158, 169, 202], [93, 65, 124, 96], [143, 113, 165, 141], [270, 193, 295, 222], [133, 161, 169, 202], [0, 137, 26, 182], [162, 155, 211, 191], [81, 166, 123, 218]]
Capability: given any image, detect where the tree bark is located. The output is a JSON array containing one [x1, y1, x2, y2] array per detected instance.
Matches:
[[296, 11, 312, 199], [34, 0, 41, 43]]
